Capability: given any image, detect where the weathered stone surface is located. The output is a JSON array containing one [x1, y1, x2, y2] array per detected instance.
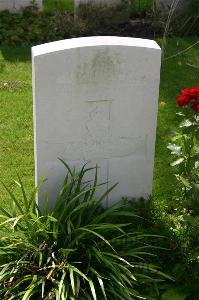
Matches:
[[0, 0, 14, 11], [0, 0, 42, 12], [32, 36, 161, 208]]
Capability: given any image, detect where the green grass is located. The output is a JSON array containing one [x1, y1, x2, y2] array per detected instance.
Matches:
[[0, 47, 33, 207], [153, 38, 199, 212], [0, 38, 198, 210]]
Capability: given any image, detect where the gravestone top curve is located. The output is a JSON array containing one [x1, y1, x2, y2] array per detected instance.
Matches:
[[32, 36, 160, 57]]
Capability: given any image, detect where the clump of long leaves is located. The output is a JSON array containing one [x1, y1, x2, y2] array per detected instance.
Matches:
[[0, 160, 172, 299]]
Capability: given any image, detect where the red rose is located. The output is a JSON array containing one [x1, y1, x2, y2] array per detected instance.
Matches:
[[190, 86, 199, 94], [188, 87, 199, 101], [181, 88, 190, 96], [177, 86, 199, 111], [177, 94, 189, 106], [191, 103, 199, 111]]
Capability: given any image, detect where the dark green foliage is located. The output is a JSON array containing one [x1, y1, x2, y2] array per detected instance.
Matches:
[[0, 161, 172, 299], [0, 0, 197, 47], [130, 0, 154, 18], [0, 1, 161, 47], [43, 0, 74, 14], [172, 0, 199, 36], [0, 6, 76, 46]]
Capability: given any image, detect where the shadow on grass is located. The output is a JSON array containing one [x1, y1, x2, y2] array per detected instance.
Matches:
[[0, 46, 31, 62]]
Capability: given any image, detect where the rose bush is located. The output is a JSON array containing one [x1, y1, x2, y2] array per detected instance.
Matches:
[[177, 86, 199, 110], [167, 87, 199, 208]]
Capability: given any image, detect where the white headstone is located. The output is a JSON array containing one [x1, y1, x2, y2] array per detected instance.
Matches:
[[0, 0, 42, 12], [32, 36, 161, 208]]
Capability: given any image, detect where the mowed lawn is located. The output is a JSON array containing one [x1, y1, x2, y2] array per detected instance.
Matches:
[[0, 38, 198, 211]]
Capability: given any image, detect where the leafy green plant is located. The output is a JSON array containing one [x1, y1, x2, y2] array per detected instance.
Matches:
[[0, 161, 172, 299], [0, 6, 75, 46], [163, 88, 199, 299], [167, 87, 199, 209]]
